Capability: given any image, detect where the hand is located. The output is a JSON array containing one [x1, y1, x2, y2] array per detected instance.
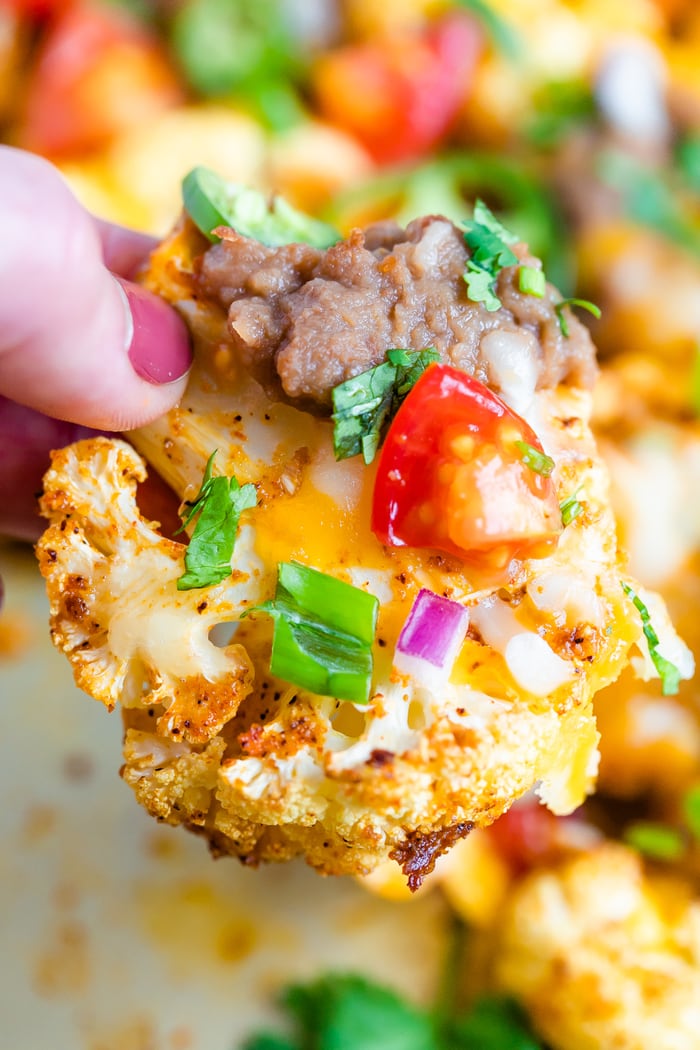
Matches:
[[0, 147, 192, 541]]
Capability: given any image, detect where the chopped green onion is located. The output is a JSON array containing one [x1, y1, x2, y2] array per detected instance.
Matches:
[[621, 581, 681, 696], [514, 440, 554, 477], [245, 562, 378, 704], [332, 348, 440, 465], [175, 452, 256, 590], [518, 265, 546, 297], [182, 167, 340, 247], [682, 784, 700, 841], [462, 199, 520, 311], [555, 298, 601, 337], [623, 821, 686, 862], [560, 489, 584, 526]]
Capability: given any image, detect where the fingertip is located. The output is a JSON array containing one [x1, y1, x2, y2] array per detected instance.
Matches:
[[117, 278, 193, 387]]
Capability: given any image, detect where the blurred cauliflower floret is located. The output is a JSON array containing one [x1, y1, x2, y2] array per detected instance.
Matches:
[[494, 844, 700, 1050]]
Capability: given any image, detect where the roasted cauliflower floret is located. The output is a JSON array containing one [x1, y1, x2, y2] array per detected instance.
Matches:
[[36, 212, 693, 884], [494, 845, 700, 1050], [38, 438, 254, 744]]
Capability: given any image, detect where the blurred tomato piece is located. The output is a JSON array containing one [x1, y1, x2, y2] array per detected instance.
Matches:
[[487, 799, 602, 875], [313, 12, 482, 165], [17, 1, 183, 157], [3, 0, 73, 17]]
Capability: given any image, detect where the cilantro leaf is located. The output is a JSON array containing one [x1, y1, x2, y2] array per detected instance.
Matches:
[[621, 581, 682, 696], [241, 974, 544, 1050], [449, 996, 541, 1050], [463, 261, 502, 311], [243, 1035, 299, 1050], [176, 452, 256, 590], [472, 199, 520, 246], [462, 200, 520, 311], [332, 348, 440, 464], [284, 975, 438, 1050]]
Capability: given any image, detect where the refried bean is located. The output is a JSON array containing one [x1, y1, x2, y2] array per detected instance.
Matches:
[[197, 214, 597, 407]]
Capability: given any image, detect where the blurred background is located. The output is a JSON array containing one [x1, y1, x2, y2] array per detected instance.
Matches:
[[3, 1, 700, 1047]]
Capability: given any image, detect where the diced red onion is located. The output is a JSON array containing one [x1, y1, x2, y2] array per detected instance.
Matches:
[[394, 588, 469, 685]]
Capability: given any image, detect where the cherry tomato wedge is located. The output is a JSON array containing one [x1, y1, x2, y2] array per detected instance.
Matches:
[[371, 364, 562, 568]]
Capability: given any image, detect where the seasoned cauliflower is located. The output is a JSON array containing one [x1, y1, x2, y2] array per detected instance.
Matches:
[[494, 845, 700, 1050], [36, 209, 693, 883]]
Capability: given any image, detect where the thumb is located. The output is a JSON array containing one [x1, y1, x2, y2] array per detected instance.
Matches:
[[0, 147, 191, 431]]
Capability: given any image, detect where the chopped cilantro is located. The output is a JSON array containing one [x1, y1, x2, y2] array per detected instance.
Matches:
[[560, 490, 584, 526], [555, 297, 601, 337], [621, 581, 681, 696], [241, 973, 543, 1050], [245, 1036, 298, 1050], [451, 997, 542, 1050], [514, 440, 554, 477], [463, 199, 519, 311], [623, 821, 686, 862], [175, 451, 256, 590], [463, 200, 548, 310], [463, 261, 503, 311], [332, 348, 440, 464]]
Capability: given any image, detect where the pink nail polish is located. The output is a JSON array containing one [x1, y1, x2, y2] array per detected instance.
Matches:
[[118, 278, 192, 385]]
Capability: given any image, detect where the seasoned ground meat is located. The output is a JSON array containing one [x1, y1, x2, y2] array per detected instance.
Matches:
[[197, 215, 597, 406]]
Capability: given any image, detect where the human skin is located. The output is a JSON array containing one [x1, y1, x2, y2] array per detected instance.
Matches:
[[0, 147, 192, 541]]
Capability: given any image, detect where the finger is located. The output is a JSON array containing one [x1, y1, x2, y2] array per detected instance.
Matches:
[[93, 216, 159, 279], [0, 394, 181, 542], [0, 147, 192, 431], [0, 396, 103, 541]]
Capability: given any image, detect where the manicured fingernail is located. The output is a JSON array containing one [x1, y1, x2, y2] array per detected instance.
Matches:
[[117, 277, 192, 385]]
